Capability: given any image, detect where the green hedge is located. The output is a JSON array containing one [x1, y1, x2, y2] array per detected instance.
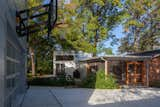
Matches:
[[81, 69, 118, 89], [28, 75, 75, 86], [150, 81, 160, 88]]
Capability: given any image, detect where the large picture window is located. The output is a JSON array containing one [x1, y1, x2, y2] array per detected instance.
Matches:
[[56, 55, 74, 61]]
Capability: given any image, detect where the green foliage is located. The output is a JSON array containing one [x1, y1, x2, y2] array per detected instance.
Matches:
[[81, 69, 118, 89], [36, 59, 52, 75], [95, 70, 118, 89], [119, 0, 160, 53], [52, 0, 123, 55], [81, 72, 96, 88], [150, 81, 160, 88], [98, 47, 113, 55], [28, 76, 75, 86]]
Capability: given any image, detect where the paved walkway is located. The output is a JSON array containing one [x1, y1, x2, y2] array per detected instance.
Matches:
[[21, 87, 62, 107]]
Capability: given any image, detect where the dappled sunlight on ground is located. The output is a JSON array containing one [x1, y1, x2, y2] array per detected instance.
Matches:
[[88, 88, 160, 105], [51, 87, 160, 107]]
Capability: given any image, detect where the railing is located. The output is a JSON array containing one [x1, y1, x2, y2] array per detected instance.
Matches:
[[16, 0, 58, 40]]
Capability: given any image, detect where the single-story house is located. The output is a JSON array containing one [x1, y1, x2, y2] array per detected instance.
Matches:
[[53, 51, 92, 77], [78, 49, 160, 87]]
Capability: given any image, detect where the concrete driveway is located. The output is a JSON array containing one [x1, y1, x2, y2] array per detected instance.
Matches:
[[22, 86, 160, 107], [50, 87, 160, 107], [21, 87, 62, 107]]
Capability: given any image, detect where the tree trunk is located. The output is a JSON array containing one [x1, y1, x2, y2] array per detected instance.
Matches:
[[133, 27, 139, 52], [29, 47, 35, 76], [93, 30, 98, 57]]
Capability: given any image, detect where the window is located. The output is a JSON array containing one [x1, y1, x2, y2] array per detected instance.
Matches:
[[56, 64, 65, 75], [6, 61, 18, 75], [56, 55, 74, 61], [5, 97, 12, 107], [5, 40, 20, 96], [128, 64, 135, 73], [90, 65, 98, 73], [6, 78, 15, 91]]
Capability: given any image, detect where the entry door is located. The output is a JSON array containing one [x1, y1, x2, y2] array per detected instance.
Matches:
[[127, 62, 143, 85], [56, 64, 65, 75]]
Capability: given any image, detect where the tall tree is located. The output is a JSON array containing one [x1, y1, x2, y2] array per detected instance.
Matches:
[[77, 0, 123, 56], [52, 0, 123, 56], [26, 0, 56, 76], [119, 0, 160, 53]]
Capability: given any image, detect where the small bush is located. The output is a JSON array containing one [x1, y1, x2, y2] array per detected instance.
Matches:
[[81, 69, 118, 89], [81, 73, 96, 88]]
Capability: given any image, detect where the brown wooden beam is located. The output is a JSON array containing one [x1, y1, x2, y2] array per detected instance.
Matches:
[[134, 63, 137, 86], [126, 61, 129, 85]]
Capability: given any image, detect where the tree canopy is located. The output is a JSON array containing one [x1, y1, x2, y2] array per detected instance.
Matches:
[[118, 0, 160, 53], [25, 0, 160, 75], [52, 0, 123, 56]]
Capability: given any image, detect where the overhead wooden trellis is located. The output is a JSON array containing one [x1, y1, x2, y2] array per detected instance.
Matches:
[[16, 0, 58, 39]]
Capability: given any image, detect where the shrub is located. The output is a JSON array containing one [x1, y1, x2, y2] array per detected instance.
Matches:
[[81, 72, 96, 88], [28, 75, 75, 86], [150, 81, 160, 88], [81, 69, 118, 89]]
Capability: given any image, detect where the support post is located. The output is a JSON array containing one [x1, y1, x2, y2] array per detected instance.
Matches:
[[53, 51, 56, 77], [126, 62, 129, 85], [146, 61, 149, 87], [134, 63, 137, 86], [86, 63, 90, 75], [105, 61, 108, 78]]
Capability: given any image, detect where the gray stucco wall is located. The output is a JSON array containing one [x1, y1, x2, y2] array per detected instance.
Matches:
[[0, 0, 27, 107], [0, 13, 7, 107]]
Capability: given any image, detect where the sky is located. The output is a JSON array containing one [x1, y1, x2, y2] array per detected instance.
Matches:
[[103, 25, 124, 55]]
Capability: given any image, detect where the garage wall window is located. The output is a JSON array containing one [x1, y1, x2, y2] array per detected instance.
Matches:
[[5, 41, 21, 107]]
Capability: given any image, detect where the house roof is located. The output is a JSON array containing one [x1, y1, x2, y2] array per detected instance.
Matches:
[[127, 49, 160, 57], [79, 55, 151, 63], [80, 49, 160, 63]]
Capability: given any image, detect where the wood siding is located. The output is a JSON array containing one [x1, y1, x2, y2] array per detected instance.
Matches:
[[149, 56, 160, 82]]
